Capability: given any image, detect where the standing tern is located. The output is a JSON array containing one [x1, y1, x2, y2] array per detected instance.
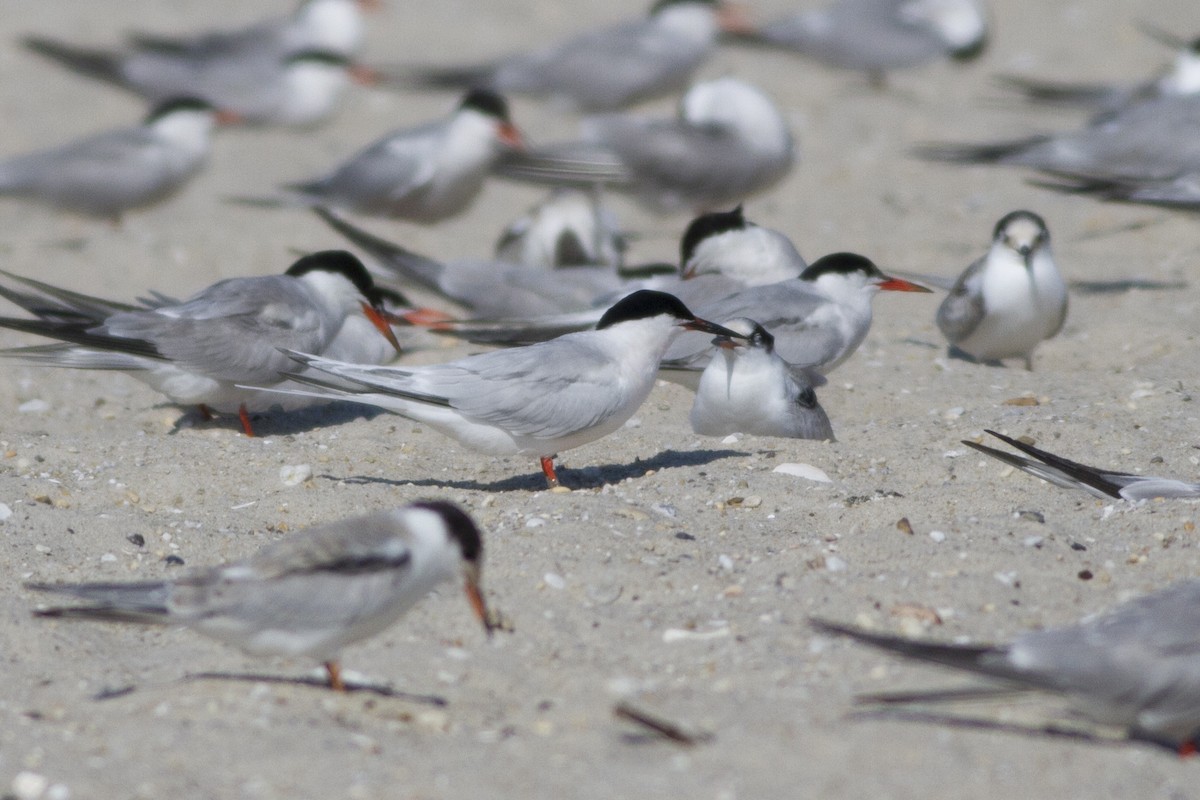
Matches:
[[0, 251, 404, 437], [252, 290, 748, 488], [737, 0, 988, 81], [936, 210, 1066, 370], [689, 318, 834, 440], [266, 90, 522, 222], [0, 97, 224, 220], [28, 501, 494, 692], [812, 577, 1200, 753], [381, 0, 747, 112], [494, 77, 795, 213], [24, 38, 370, 128], [962, 429, 1200, 502]]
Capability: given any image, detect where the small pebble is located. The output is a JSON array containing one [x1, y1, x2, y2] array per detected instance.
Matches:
[[929, 531, 946, 543], [279, 464, 312, 487], [942, 406, 964, 420], [18, 399, 50, 414], [525, 517, 547, 529], [0, 502, 12, 522], [825, 556, 847, 572], [11, 772, 48, 800], [543, 572, 565, 590], [772, 463, 831, 483], [721, 434, 741, 444], [164, 555, 185, 566], [126, 533, 145, 548], [1023, 536, 1044, 548]]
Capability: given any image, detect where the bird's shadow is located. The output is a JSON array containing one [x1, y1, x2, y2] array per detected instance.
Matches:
[[166, 402, 387, 437], [92, 672, 447, 705], [1068, 278, 1188, 295], [323, 448, 749, 493]]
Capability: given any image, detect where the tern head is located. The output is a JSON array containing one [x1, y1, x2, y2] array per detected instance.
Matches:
[[459, 89, 523, 149], [286, 250, 402, 352], [679, 206, 806, 284], [679, 205, 748, 276], [993, 210, 1050, 266], [406, 500, 493, 635], [294, 0, 368, 54], [710, 317, 774, 352], [902, 0, 988, 60], [596, 289, 748, 339], [800, 253, 932, 295]]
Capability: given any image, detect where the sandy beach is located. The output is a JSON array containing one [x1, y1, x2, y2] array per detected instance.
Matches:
[[1, 0, 1199, 797]]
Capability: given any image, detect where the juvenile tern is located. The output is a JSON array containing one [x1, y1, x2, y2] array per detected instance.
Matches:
[[962, 429, 1200, 501], [269, 90, 522, 222], [812, 578, 1200, 753], [494, 77, 795, 213], [0, 251, 403, 437], [382, 0, 746, 112], [0, 97, 223, 220], [739, 0, 988, 80], [29, 501, 493, 692], [254, 290, 747, 487], [689, 318, 834, 440], [936, 210, 1066, 370]]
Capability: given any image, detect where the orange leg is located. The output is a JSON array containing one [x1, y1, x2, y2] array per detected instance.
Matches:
[[324, 660, 345, 691], [238, 404, 256, 437], [540, 455, 559, 488], [196, 404, 214, 421]]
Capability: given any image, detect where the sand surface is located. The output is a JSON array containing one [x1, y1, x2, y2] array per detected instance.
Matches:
[[1, 0, 1199, 797]]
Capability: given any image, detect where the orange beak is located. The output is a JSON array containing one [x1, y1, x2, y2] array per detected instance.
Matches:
[[877, 276, 933, 293], [717, 3, 756, 35], [497, 121, 524, 150], [361, 301, 403, 353], [465, 577, 494, 637], [356, 0, 382, 10], [215, 108, 244, 126], [349, 63, 380, 86], [387, 306, 457, 327]]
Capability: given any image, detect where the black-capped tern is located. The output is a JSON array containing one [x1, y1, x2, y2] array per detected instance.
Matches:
[[0, 97, 224, 220], [494, 77, 795, 213], [936, 210, 1066, 370], [690, 318, 834, 440], [254, 290, 748, 487], [962, 429, 1200, 502], [29, 501, 493, 692], [0, 251, 404, 437]]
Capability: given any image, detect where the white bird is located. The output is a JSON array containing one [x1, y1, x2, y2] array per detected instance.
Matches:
[[812, 577, 1200, 753], [0, 251, 404, 437], [740, 0, 988, 81], [494, 189, 626, 270], [124, 0, 372, 61], [271, 90, 522, 222], [28, 501, 493, 692], [382, 0, 747, 112], [962, 429, 1200, 502], [936, 210, 1066, 370], [25, 37, 369, 128], [253, 290, 747, 487], [690, 318, 834, 440], [494, 77, 795, 213], [662, 252, 933, 385], [0, 97, 223, 220]]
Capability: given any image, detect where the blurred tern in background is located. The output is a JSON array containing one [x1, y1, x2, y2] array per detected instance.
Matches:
[[494, 189, 626, 270], [29, 501, 494, 692]]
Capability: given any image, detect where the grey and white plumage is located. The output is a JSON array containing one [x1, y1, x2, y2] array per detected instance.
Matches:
[[494, 77, 795, 213], [936, 210, 1066, 370], [812, 577, 1200, 751], [273, 90, 522, 222], [916, 93, 1200, 181], [1031, 169, 1200, 211], [962, 429, 1200, 502], [741, 0, 988, 76], [690, 318, 834, 440], [25, 38, 364, 127], [28, 501, 493, 691], [250, 290, 747, 487], [0, 251, 402, 436], [382, 0, 738, 112], [0, 97, 218, 219], [494, 189, 626, 270]]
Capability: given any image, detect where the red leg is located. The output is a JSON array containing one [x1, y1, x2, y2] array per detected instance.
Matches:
[[238, 404, 256, 437], [196, 404, 214, 421], [324, 660, 345, 691], [540, 455, 559, 488]]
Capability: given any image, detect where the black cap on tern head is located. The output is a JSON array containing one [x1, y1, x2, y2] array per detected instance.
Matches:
[[679, 205, 748, 267], [144, 96, 214, 124], [650, 0, 716, 15], [800, 252, 884, 282], [410, 500, 483, 563], [459, 89, 512, 123], [993, 209, 1048, 240], [286, 249, 381, 302], [597, 289, 697, 329], [285, 49, 352, 67]]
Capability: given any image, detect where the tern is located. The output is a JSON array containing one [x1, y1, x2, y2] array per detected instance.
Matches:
[[690, 318, 835, 440], [494, 77, 795, 213], [28, 501, 493, 692], [381, 0, 747, 112], [936, 210, 1067, 370], [738, 0, 988, 82], [252, 290, 748, 487], [812, 578, 1200, 754], [0, 97, 224, 220], [494, 189, 627, 270], [265, 90, 522, 222], [962, 429, 1200, 501], [0, 251, 404, 437]]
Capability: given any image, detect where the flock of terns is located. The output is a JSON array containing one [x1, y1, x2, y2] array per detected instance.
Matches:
[[4, 0, 1200, 760]]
